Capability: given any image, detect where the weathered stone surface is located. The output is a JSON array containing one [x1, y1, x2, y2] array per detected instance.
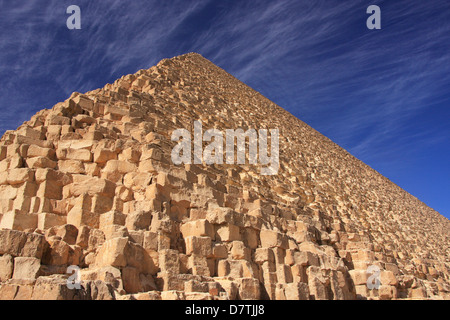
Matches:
[[125, 210, 152, 231], [0, 230, 46, 259], [0, 254, 14, 281], [0, 212, 38, 231], [0, 53, 448, 300], [13, 257, 42, 280]]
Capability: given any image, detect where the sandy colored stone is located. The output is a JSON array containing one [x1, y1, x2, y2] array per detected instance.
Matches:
[[0, 52, 448, 300]]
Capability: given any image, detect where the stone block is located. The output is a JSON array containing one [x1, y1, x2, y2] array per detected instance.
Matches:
[[13, 257, 42, 280], [237, 278, 260, 300], [185, 236, 212, 257], [125, 210, 152, 231], [231, 241, 251, 260], [216, 224, 241, 242], [38, 213, 66, 230], [27, 145, 56, 159], [284, 282, 310, 300], [57, 148, 92, 162], [121, 266, 141, 294], [67, 206, 99, 229], [260, 229, 288, 249], [26, 157, 57, 169], [0, 212, 38, 231], [0, 254, 14, 281], [42, 239, 71, 266], [212, 244, 228, 259], [95, 237, 128, 268], [159, 249, 180, 274], [99, 211, 126, 230], [58, 160, 85, 174], [103, 160, 136, 174], [349, 269, 369, 286], [37, 181, 62, 200], [7, 168, 34, 185], [180, 219, 214, 238]]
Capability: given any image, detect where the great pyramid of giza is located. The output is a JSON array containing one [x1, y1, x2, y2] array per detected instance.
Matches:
[[0, 53, 448, 300]]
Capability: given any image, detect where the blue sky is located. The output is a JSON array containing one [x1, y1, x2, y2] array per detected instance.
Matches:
[[0, 0, 449, 218]]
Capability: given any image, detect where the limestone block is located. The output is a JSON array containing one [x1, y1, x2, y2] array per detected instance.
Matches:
[[180, 219, 214, 238], [70, 177, 116, 198], [91, 194, 114, 214], [354, 285, 369, 299], [72, 95, 94, 111], [277, 264, 294, 284], [42, 239, 71, 266], [27, 145, 56, 159], [128, 230, 144, 246], [26, 156, 57, 169], [57, 139, 94, 151], [7, 168, 34, 185], [216, 224, 241, 242], [30, 275, 79, 300], [349, 269, 369, 286], [34, 168, 65, 184], [237, 278, 260, 300], [185, 236, 212, 257], [212, 244, 228, 259], [99, 211, 126, 230], [17, 127, 44, 140], [0, 254, 14, 281], [215, 278, 238, 300], [284, 282, 310, 300], [95, 237, 128, 268], [380, 270, 398, 286], [58, 160, 85, 174], [293, 251, 320, 267], [217, 259, 254, 278], [12, 194, 32, 212], [125, 210, 152, 231], [138, 159, 168, 173], [103, 160, 136, 174], [38, 213, 66, 230], [260, 229, 288, 249], [48, 115, 71, 126], [254, 248, 275, 264], [119, 148, 141, 163], [0, 146, 6, 161], [379, 285, 397, 300], [121, 266, 141, 294], [126, 242, 158, 275], [102, 224, 129, 241], [67, 206, 99, 229], [44, 224, 78, 246], [124, 172, 153, 190], [243, 228, 259, 249], [57, 148, 92, 162], [13, 257, 42, 280], [184, 279, 209, 293], [0, 212, 38, 231], [159, 249, 180, 274], [37, 181, 62, 200], [291, 264, 308, 283], [160, 290, 185, 300], [140, 148, 162, 161], [231, 241, 251, 260]]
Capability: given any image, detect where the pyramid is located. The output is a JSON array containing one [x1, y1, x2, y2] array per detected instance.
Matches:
[[0, 53, 448, 300]]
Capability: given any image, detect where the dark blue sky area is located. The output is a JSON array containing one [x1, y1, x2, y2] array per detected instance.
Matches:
[[0, 0, 449, 218]]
